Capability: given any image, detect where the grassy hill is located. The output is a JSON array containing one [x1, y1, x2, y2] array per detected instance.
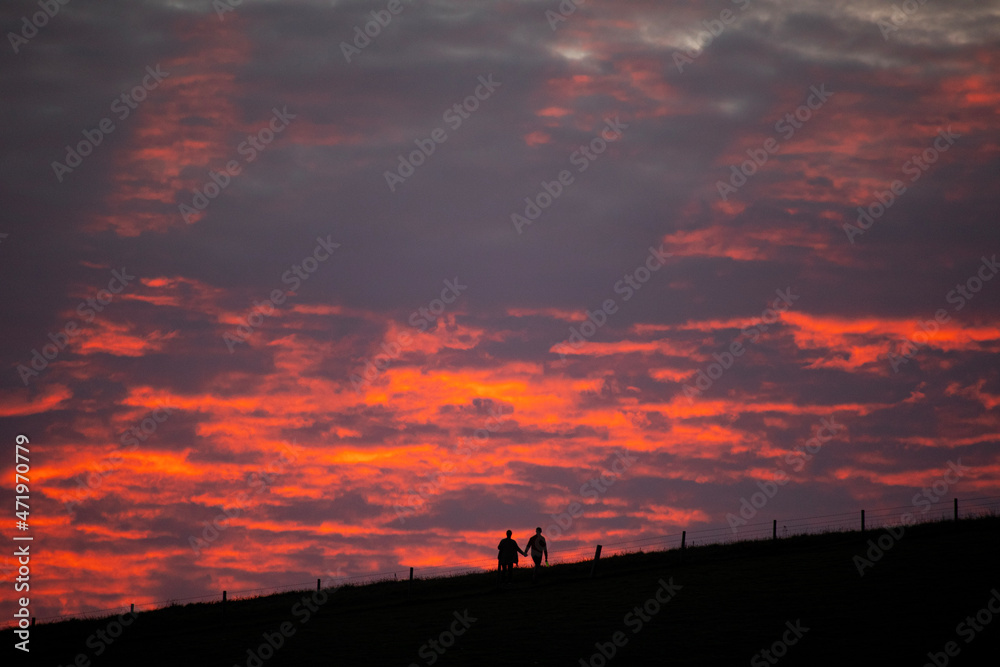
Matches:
[[8, 515, 1000, 666]]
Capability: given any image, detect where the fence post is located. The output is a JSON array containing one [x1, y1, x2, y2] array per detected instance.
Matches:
[[861, 509, 865, 533], [222, 590, 227, 620], [130, 603, 134, 614], [589, 545, 603, 578], [408, 567, 414, 595], [31, 617, 35, 628], [772, 520, 777, 541], [317, 578, 321, 592], [680, 531, 686, 563], [954, 498, 958, 521]]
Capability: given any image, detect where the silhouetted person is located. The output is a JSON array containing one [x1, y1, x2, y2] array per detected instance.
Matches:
[[497, 529, 526, 583], [525, 526, 548, 580]]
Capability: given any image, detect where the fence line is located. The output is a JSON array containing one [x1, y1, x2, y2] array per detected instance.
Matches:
[[17, 494, 1000, 627]]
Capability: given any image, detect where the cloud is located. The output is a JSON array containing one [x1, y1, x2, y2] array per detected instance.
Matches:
[[1, 0, 999, 621]]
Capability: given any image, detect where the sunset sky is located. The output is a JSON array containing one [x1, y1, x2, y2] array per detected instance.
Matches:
[[2, 0, 999, 622]]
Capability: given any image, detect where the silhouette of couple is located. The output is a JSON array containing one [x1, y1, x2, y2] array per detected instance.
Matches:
[[497, 527, 548, 583]]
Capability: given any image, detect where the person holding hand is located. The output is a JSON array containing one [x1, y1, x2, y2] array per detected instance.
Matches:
[[525, 527, 548, 581]]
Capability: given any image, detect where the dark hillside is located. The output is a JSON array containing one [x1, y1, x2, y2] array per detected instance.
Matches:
[[9, 516, 1000, 666]]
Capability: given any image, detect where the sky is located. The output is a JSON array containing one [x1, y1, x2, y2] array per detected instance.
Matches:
[[1, 0, 999, 622]]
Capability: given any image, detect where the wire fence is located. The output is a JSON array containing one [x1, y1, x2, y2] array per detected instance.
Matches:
[[16, 494, 1000, 627]]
